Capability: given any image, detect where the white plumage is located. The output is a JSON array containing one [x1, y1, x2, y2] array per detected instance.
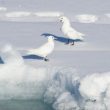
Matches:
[[59, 16, 85, 45], [27, 36, 54, 61]]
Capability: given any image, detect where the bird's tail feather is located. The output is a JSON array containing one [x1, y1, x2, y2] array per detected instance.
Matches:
[[78, 32, 85, 36]]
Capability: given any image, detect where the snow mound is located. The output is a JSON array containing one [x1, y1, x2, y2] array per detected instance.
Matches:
[[105, 13, 110, 18], [75, 14, 98, 23], [34, 12, 63, 17], [0, 7, 7, 11], [79, 73, 110, 100], [0, 44, 49, 99], [0, 45, 110, 110], [5, 11, 31, 18]]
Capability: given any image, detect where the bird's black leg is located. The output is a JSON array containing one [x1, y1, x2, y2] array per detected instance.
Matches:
[[44, 57, 49, 62], [65, 39, 70, 44], [71, 41, 74, 45]]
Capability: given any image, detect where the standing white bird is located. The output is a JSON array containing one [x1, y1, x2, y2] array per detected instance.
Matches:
[[59, 16, 85, 45], [27, 36, 54, 61]]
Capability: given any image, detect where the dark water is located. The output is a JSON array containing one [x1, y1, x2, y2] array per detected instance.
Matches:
[[0, 100, 53, 110]]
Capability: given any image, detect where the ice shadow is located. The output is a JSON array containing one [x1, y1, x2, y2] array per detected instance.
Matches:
[[23, 55, 44, 60], [0, 57, 4, 64], [41, 33, 84, 44], [0, 55, 44, 64]]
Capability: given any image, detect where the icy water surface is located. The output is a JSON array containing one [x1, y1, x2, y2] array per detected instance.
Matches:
[[0, 100, 53, 110]]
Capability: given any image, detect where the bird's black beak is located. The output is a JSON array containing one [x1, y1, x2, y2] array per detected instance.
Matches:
[[58, 17, 62, 22], [59, 19, 62, 22]]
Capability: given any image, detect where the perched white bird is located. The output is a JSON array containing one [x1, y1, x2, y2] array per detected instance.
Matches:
[[27, 36, 54, 61], [59, 16, 85, 45]]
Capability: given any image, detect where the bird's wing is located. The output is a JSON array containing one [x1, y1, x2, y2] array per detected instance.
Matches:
[[77, 31, 85, 36], [69, 27, 85, 36], [37, 42, 50, 51], [27, 42, 50, 57]]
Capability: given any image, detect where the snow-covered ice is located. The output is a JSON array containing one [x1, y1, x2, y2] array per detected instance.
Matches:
[[0, 45, 110, 110]]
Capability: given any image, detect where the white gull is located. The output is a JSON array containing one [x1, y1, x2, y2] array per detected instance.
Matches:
[[59, 16, 85, 45]]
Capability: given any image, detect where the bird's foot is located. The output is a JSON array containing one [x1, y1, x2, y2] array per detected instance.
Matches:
[[71, 43, 74, 45], [44, 58, 49, 62], [70, 41, 74, 46]]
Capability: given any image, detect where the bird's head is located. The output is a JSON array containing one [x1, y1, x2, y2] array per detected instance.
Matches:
[[48, 36, 54, 42], [59, 16, 69, 23]]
